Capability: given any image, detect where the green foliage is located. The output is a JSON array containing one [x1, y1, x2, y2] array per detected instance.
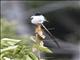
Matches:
[[0, 38, 38, 60], [33, 44, 52, 53], [1, 19, 18, 39], [0, 38, 52, 60], [0, 18, 52, 60]]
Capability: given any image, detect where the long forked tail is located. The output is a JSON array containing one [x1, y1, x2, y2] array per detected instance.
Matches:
[[41, 23, 60, 48]]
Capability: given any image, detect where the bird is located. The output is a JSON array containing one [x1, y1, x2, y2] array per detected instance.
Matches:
[[30, 13, 60, 48]]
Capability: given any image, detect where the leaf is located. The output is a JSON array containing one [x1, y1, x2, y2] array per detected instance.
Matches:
[[29, 52, 38, 60], [1, 38, 21, 48], [33, 44, 52, 53], [1, 38, 21, 44], [26, 55, 32, 60], [3, 57, 11, 60], [1, 45, 18, 53]]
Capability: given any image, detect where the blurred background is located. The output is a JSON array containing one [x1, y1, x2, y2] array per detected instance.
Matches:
[[1, 1, 80, 60]]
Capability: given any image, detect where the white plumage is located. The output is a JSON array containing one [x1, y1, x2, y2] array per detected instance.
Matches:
[[31, 15, 46, 24]]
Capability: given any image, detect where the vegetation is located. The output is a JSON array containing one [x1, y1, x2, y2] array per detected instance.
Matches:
[[0, 18, 52, 60]]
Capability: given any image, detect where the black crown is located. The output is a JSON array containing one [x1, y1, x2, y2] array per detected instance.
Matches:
[[34, 13, 42, 16]]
